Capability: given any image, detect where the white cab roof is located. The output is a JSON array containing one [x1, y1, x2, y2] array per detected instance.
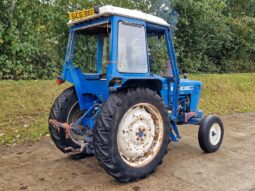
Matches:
[[67, 5, 170, 27]]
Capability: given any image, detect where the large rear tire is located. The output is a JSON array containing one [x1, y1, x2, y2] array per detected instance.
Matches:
[[49, 87, 93, 159], [93, 88, 171, 182]]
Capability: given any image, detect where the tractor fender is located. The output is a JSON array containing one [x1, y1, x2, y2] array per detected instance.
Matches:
[[120, 79, 163, 95]]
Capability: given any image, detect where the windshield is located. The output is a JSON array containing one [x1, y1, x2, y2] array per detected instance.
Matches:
[[117, 22, 148, 73], [72, 23, 110, 74]]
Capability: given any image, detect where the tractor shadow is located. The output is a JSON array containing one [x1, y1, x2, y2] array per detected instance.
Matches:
[[53, 141, 207, 186]]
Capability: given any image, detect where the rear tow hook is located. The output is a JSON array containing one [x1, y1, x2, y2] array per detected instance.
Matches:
[[49, 119, 93, 155]]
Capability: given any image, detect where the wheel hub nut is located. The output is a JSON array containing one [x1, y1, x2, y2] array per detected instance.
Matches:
[[138, 131, 143, 138]]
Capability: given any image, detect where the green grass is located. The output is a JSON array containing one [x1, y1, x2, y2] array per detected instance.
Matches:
[[190, 73, 255, 115], [0, 80, 70, 144], [0, 73, 255, 144]]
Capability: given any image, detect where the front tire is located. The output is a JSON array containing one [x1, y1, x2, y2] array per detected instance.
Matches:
[[93, 88, 171, 182], [198, 115, 224, 153]]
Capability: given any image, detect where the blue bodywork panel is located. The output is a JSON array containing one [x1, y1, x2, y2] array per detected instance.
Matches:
[[179, 79, 202, 112], [60, 14, 204, 142]]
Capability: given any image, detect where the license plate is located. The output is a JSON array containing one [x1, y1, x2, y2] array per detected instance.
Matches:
[[69, 8, 95, 21]]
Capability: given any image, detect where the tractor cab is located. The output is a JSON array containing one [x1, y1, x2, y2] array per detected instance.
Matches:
[[62, 5, 181, 113]]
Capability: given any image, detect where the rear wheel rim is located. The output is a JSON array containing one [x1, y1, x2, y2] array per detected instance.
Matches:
[[67, 102, 85, 146], [117, 103, 164, 167], [209, 123, 221, 146]]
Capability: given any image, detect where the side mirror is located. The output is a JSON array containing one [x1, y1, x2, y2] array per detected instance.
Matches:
[[183, 73, 188, 79]]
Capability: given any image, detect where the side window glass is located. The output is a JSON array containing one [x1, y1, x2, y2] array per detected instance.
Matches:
[[118, 22, 148, 73], [147, 35, 173, 77]]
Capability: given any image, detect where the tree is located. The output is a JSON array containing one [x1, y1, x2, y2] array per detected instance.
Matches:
[[0, 0, 254, 79]]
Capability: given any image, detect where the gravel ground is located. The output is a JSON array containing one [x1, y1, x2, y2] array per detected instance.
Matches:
[[0, 112, 255, 191]]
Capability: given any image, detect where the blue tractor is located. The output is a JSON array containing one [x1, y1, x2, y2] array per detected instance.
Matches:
[[49, 6, 224, 182]]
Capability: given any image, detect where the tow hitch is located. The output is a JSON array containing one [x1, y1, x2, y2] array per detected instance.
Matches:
[[49, 119, 93, 155]]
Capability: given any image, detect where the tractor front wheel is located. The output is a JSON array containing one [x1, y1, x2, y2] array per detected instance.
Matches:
[[93, 88, 170, 182], [198, 115, 224, 153]]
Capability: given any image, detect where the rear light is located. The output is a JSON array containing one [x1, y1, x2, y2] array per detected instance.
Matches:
[[56, 76, 65, 85]]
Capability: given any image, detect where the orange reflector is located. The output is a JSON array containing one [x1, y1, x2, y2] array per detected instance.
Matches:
[[56, 78, 65, 85]]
